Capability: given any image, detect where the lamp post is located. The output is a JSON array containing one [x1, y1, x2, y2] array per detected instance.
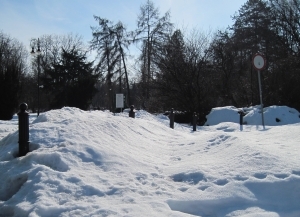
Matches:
[[30, 38, 41, 116]]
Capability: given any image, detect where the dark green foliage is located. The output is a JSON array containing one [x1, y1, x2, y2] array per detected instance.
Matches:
[[0, 32, 27, 120], [206, 0, 300, 112], [148, 0, 300, 121], [3, 0, 300, 121], [154, 29, 215, 122], [42, 48, 98, 110], [19, 74, 39, 113], [0, 61, 19, 120]]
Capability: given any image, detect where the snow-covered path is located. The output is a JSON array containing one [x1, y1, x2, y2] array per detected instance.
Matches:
[[0, 106, 299, 216]]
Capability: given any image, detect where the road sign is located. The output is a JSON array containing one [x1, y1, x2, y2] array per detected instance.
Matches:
[[252, 53, 266, 129], [252, 53, 266, 70]]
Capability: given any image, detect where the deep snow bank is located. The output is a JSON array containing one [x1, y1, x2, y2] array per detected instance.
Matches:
[[0, 106, 300, 216], [205, 105, 300, 126]]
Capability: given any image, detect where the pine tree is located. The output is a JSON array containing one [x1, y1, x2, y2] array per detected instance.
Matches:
[[43, 48, 98, 110]]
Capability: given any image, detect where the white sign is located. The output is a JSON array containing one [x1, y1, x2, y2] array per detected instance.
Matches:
[[116, 94, 124, 108], [252, 53, 266, 128], [253, 54, 266, 70]]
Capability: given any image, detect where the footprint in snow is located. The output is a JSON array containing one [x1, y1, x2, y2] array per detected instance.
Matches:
[[213, 178, 229, 186], [233, 175, 249, 181], [253, 173, 268, 179], [274, 173, 290, 179], [292, 170, 300, 176], [198, 185, 209, 191]]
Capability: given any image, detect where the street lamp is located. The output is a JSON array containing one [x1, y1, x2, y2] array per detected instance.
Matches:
[[30, 38, 41, 116]]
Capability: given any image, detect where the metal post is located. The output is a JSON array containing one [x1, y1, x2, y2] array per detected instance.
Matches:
[[238, 110, 244, 126], [18, 103, 29, 156], [129, 105, 135, 118], [169, 108, 174, 129], [37, 53, 40, 117], [30, 38, 41, 117], [192, 112, 197, 131], [238, 110, 245, 131], [240, 112, 243, 125], [257, 70, 265, 128]]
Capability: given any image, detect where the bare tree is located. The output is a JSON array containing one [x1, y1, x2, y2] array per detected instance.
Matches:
[[0, 31, 28, 119], [90, 17, 132, 110], [134, 0, 173, 108]]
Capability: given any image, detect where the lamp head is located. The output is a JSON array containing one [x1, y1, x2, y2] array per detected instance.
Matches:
[[30, 47, 35, 55], [30, 38, 41, 55], [37, 38, 41, 53]]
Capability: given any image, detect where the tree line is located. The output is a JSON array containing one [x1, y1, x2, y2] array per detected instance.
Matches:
[[1, 0, 300, 124]]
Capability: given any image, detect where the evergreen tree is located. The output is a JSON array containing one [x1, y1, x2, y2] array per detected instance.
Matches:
[[29, 34, 85, 112], [155, 30, 186, 110], [155, 29, 214, 122], [230, 0, 281, 106], [269, 0, 300, 110], [43, 48, 98, 110], [270, 0, 300, 55]]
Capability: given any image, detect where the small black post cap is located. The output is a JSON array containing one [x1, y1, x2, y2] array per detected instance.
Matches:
[[238, 110, 245, 125], [129, 105, 135, 118], [20, 103, 28, 111]]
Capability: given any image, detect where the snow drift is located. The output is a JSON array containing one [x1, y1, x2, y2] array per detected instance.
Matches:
[[0, 106, 299, 216]]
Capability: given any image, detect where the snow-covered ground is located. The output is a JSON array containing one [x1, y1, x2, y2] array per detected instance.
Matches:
[[0, 105, 299, 217]]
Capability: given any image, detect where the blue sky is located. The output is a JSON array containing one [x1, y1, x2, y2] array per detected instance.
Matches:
[[0, 0, 247, 49]]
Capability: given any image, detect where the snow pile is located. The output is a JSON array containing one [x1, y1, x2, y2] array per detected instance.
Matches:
[[204, 106, 240, 126], [205, 105, 300, 126], [0, 116, 20, 143], [0, 106, 300, 216], [244, 105, 300, 126]]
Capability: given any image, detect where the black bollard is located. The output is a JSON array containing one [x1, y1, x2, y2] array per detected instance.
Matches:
[[169, 108, 174, 129], [238, 110, 245, 126], [18, 103, 30, 157], [129, 105, 135, 118], [192, 112, 197, 131]]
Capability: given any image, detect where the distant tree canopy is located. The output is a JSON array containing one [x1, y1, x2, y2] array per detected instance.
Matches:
[[134, 0, 300, 122], [2, 0, 300, 123], [0, 32, 27, 120]]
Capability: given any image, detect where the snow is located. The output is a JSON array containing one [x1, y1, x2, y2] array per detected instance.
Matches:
[[0, 105, 300, 217], [204, 105, 300, 126]]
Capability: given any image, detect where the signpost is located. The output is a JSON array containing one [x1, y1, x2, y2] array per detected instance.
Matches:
[[252, 53, 266, 129], [116, 93, 124, 111]]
